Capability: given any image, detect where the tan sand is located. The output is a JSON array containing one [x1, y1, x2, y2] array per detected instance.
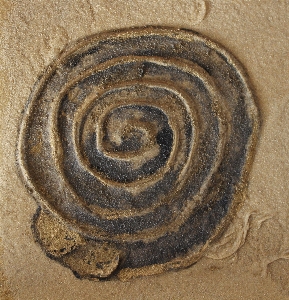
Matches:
[[0, 0, 289, 299]]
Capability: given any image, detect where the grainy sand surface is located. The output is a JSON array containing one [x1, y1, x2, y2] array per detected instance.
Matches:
[[0, 0, 289, 299]]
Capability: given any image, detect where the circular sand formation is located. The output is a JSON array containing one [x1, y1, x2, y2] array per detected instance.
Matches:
[[17, 27, 259, 280]]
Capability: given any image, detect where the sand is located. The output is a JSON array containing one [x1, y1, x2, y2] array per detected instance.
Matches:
[[0, 0, 289, 299]]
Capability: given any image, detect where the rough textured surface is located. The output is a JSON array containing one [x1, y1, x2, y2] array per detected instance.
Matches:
[[17, 26, 259, 280], [1, 0, 289, 298]]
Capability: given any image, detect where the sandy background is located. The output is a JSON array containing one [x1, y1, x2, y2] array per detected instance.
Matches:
[[0, 0, 289, 299]]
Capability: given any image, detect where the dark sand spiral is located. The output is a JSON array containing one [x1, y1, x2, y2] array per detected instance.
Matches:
[[17, 26, 259, 280]]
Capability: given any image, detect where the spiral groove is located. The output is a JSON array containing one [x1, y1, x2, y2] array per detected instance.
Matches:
[[18, 27, 259, 279]]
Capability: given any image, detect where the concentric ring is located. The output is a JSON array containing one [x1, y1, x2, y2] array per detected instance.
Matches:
[[17, 26, 259, 279]]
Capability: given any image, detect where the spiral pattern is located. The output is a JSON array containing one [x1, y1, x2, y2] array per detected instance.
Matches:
[[18, 27, 259, 279]]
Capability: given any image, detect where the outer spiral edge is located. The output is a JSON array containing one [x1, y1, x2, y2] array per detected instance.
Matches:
[[16, 26, 260, 280]]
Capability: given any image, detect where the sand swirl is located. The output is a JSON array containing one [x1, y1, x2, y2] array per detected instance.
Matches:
[[17, 27, 259, 280]]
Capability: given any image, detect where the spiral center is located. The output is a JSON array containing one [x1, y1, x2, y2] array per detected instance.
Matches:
[[101, 107, 159, 157], [81, 104, 174, 183]]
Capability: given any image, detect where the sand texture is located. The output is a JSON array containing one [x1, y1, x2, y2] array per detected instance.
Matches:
[[1, 0, 289, 299]]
